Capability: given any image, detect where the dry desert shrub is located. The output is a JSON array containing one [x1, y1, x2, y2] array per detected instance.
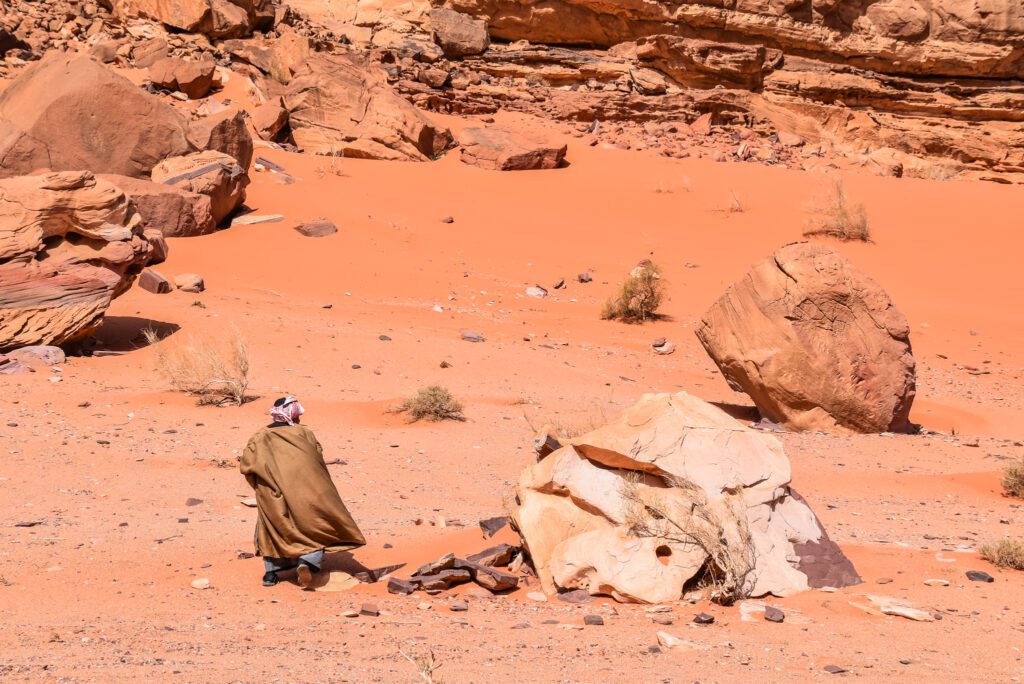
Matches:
[[601, 262, 665, 323], [804, 177, 870, 242], [726, 190, 744, 213], [1002, 459, 1024, 498], [144, 328, 251, 406], [980, 538, 1024, 571], [621, 473, 755, 605], [393, 385, 465, 423], [398, 646, 443, 683], [315, 146, 347, 178]]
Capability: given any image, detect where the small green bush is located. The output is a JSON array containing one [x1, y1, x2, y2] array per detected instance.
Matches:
[[601, 262, 665, 323], [394, 385, 465, 423]]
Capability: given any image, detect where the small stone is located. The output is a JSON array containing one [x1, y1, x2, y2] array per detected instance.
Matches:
[[899, 659, 912, 665], [185, 497, 203, 507], [341, 609, 359, 618], [294, 219, 337, 238], [511, 622, 530, 629], [461, 331, 486, 343], [231, 213, 284, 226], [693, 612, 715, 625], [656, 631, 683, 649], [583, 615, 604, 626], [139, 269, 171, 294], [240, 497, 257, 507], [556, 589, 594, 604], [966, 570, 994, 583], [876, 577, 894, 584], [417, 602, 432, 611], [552, 279, 565, 290], [441, 216, 454, 224], [577, 273, 592, 283], [764, 606, 785, 623], [449, 601, 469, 612], [824, 665, 847, 674], [650, 614, 674, 625], [924, 579, 949, 587], [190, 578, 210, 590], [378, 335, 391, 341], [174, 273, 204, 293], [360, 603, 380, 617], [387, 577, 416, 595], [526, 591, 547, 602], [477, 516, 509, 539], [526, 285, 548, 298]]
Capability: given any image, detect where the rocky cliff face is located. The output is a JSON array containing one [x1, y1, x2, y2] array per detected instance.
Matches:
[[444, 0, 1024, 79], [415, 0, 1023, 180]]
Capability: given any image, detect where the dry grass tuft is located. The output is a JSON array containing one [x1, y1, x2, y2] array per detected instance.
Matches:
[[144, 328, 251, 406], [980, 538, 1024, 571], [804, 177, 870, 242], [316, 146, 347, 178], [621, 473, 755, 605], [399, 646, 443, 683], [1002, 459, 1024, 498], [393, 385, 465, 423], [601, 262, 665, 323]]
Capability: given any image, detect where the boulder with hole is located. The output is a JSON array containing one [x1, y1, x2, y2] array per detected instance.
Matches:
[[512, 391, 860, 603]]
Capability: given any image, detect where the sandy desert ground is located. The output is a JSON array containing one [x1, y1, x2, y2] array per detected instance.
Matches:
[[2, 102, 1024, 683]]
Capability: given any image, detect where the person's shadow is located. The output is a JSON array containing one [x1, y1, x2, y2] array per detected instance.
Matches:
[[281, 552, 406, 590], [324, 551, 405, 583]]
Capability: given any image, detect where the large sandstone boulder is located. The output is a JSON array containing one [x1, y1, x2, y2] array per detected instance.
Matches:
[[458, 127, 567, 170], [430, 8, 490, 57], [696, 243, 916, 433], [0, 172, 166, 351], [152, 151, 249, 225], [99, 175, 216, 238], [514, 392, 859, 603], [0, 56, 193, 180], [111, 0, 274, 39], [635, 36, 771, 90], [187, 110, 255, 171], [222, 31, 312, 84], [284, 53, 455, 161], [148, 56, 217, 99]]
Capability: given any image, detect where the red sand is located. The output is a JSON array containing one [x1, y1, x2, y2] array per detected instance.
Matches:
[[2, 108, 1023, 681]]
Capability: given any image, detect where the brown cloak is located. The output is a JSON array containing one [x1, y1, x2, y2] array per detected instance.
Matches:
[[239, 424, 365, 558]]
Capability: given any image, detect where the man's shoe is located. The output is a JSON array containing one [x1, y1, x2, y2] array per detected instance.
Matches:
[[262, 571, 279, 587]]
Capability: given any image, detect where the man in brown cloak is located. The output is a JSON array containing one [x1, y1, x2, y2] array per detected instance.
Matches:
[[239, 396, 366, 587]]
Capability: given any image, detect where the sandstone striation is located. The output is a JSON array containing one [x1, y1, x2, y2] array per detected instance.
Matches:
[[0, 172, 166, 351]]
